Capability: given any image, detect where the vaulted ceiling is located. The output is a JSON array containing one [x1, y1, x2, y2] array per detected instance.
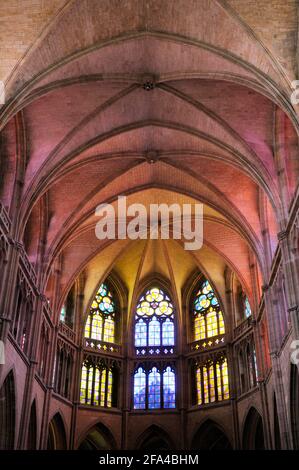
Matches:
[[1, 0, 298, 313]]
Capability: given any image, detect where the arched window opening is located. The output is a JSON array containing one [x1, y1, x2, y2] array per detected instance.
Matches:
[[80, 359, 117, 408], [191, 420, 232, 450], [195, 357, 229, 405], [273, 394, 281, 450], [244, 296, 252, 318], [134, 286, 175, 355], [47, 413, 67, 450], [290, 364, 299, 449], [133, 365, 176, 410], [236, 338, 258, 396], [38, 321, 50, 380], [243, 407, 265, 450], [193, 279, 225, 348], [247, 344, 257, 389], [84, 283, 118, 348], [78, 424, 116, 450], [11, 278, 34, 355], [60, 284, 75, 327], [0, 371, 15, 449], [27, 401, 37, 450], [137, 426, 174, 451], [238, 351, 246, 394], [54, 344, 73, 399]]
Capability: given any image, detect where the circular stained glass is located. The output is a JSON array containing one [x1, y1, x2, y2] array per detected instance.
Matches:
[[136, 287, 174, 318], [91, 283, 115, 315]]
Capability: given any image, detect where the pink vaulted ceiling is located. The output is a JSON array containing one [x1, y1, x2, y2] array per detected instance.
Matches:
[[2, 0, 298, 315]]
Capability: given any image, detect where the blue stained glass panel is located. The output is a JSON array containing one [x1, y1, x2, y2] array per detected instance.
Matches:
[[148, 317, 160, 346], [133, 368, 146, 409], [135, 319, 147, 347], [163, 367, 175, 408], [245, 296, 252, 318], [148, 367, 161, 409], [162, 318, 174, 346]]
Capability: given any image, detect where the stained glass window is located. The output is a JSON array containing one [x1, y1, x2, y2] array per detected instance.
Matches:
[[162, 319, 175, 346], [80, 362, 114, 407], [133, 365, 176, 409], [133, 367, 146, 409], [134, 286, 175, 353], [135, 319, 147, 346], [245, 296, 252, 318], [84, 283, 116, 344], [60, 305, 66, 322], [193, 279, 225, 341], [196, 357, 230, 405], [163, 367, 176, 408], [148, 367, 161, 409]]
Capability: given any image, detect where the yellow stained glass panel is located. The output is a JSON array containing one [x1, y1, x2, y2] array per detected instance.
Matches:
[[103, 318, 114, 343], [87, 367, 93, 405], [219, 311, 225, 334], [194, 314, 205, 341], [84, 316, 91, 338], [222, 359, 229, 400], [203, 366, 209, 404], [209, 364, 215, 402], [107, 370, 113, 408], [206, 310, 218, 338], [216, 362, 222, 401], [80, 365, 87, 404], [100, 369, 106, 406], [196, 368, 202, 405], [93, 368, 100, 405], [91, 313, 103, 341]]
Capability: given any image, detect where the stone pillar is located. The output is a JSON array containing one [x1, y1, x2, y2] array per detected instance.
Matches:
[[263, 285, 293, 449]]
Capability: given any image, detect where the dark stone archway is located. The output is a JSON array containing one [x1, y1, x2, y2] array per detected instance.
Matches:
[[243, 407, 265, 450], [0, 370, 16, 450], [78, 423, 116, 450], [191, 420, 232, 450]]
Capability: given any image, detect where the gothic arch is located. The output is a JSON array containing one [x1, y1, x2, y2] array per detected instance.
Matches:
[[290, 363, 299, 449], [273, 393, 281, 450], [183, 270, 228, 344], [47, 412, 67, 450], [136, 424, 175, 451], [129, 273, 180, 349], [191, 419, 232, 450], [27, 400, 37, 450], [0, 370, 16, 449], [242, 407, 265, 450], [78, 422, 116, 450]]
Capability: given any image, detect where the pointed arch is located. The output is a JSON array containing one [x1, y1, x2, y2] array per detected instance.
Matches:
[[47, 412, 67, 450], [136, 424, 175, 451], [242, 407, 265, 450], [27, 400, 37, 450], [78, 422, 116, 450], [191, 419, 232, 450], [192, 276, 225, 341], [84, 279, 120, 345], [273, 393, 281, 450], [0, 370, 16, 449], [134, 284, 175, 354], [290, 363, 299, 449]]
